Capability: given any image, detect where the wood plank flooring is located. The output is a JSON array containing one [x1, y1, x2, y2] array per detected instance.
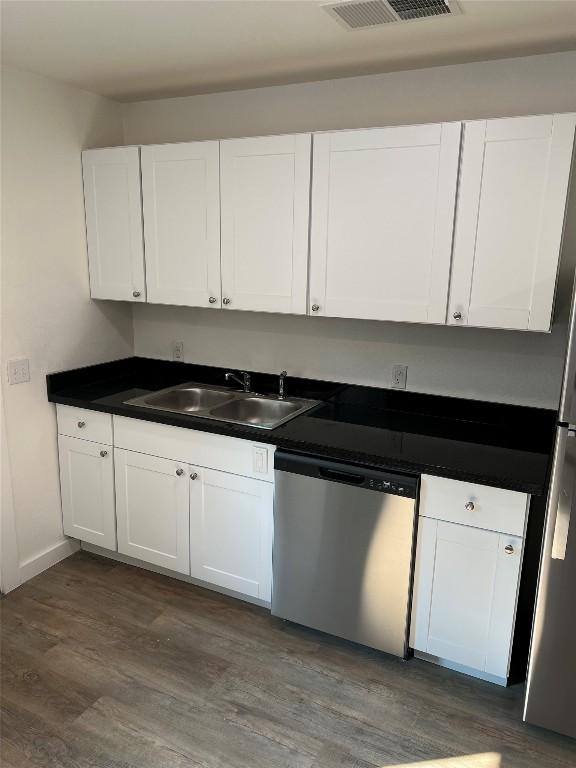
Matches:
[[1, 552, 575, 768]]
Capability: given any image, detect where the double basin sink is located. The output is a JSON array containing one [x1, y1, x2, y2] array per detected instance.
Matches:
[[125, 382, 319, 430]]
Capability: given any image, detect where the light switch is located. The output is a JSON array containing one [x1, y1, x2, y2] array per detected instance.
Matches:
[[253, 447, 268, 474]]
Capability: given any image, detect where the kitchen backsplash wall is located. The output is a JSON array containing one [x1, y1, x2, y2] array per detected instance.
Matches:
[[126, 51, 576, 408], [132, 301, 568, 408]]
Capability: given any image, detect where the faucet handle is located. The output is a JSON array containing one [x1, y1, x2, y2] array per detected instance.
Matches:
[[279, 370, 288, 399]]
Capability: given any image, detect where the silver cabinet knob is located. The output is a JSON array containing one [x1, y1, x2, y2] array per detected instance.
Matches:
[[465, 501, 475, 511], [223, 297, 231, 305], [504, 544, 515, 555], [176, 468, 184, 477], [100, 450, 108, 458], [311, 304, 320, 312], [133, 290, 141, 298], [453, 311, 462, 321], [190, 472, 198, 480], [208, 297, 217, 304], [77, 421, 86, 428]]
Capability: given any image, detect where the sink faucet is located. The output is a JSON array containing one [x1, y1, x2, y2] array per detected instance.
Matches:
[[225, 370, 251, 393], [278, 370, 287, 400]]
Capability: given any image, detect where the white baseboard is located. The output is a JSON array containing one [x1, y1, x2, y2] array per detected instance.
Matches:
[[19, 538, 80, 584], [414, 650, 508, 687]]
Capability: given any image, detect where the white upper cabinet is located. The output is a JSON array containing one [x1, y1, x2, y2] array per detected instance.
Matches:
[[449, 114, 576, 331], [309, 123, 461, 323], [82, 147, 146, 302], [141, 142, 221, 308], [220, 134, 311, 314], [81, 113, 575, 330]]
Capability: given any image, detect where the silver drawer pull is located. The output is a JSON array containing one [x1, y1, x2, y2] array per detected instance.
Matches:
[[465, 501, 475, 511], [100, 450, 108, 458], [190, 472, 198, 480], [453, 311, 462, 321], [176, 468, 184, 477], [504, 544, 514, 555], [77, 421, 86, 428]]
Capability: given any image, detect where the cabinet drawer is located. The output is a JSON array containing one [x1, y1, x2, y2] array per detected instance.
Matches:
[[419, 474, 528, 536], [113, 416, 274, 482], [57, 405, 113, 445]]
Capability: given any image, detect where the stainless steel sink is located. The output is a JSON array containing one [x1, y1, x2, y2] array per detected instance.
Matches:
[[134, 386, 235, 413], [125, 382, 319, 430], [210, 397, 303, 428]]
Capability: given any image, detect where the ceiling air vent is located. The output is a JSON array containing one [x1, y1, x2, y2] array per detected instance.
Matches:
[[327, 0, 397, 28], [388, 0, 451, 20], [323, 0, 461, 29]]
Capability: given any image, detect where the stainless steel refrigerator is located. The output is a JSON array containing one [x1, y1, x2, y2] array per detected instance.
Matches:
[[523, 283, 576, 738]]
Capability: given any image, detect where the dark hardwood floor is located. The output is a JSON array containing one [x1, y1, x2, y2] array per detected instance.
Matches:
[[1, 552, 575, 768]]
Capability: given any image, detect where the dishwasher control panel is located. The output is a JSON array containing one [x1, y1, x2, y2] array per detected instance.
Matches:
[[367, 478, 411, 496]]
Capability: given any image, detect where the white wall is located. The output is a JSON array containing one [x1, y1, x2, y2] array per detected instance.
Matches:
[[1, 66, 133, 588], [123, 51, 576, 143], [124, 51, 576, 408]]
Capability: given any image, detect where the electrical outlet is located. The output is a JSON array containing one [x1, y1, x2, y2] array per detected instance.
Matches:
[[392, 364, 407, 390], [8, 358, 30, 385], [172, 341, 184, 362]]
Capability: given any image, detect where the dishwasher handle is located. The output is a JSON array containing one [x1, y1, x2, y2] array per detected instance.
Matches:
[[318, 466, 365, 485]]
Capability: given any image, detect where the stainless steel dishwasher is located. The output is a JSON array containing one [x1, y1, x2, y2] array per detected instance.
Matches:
[[272, 451, 419, 658]]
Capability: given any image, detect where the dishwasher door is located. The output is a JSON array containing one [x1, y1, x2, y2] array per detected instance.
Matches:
[[272, 451, 419, 658]]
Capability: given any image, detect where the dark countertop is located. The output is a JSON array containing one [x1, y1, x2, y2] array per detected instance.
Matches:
[[47, 357, 557, 495]]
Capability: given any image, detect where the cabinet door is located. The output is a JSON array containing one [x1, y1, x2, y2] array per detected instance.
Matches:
[[220, 134, 311, 314], [58, 436, 116, 549], [114, 449, 190, 574], [449, 114, 576, 331], [411, 518, 523, 678], [189, 467, 273, 600], [82, 147, 146, 302], [310, 123, 461, 323], [141, 142, 221, 308]]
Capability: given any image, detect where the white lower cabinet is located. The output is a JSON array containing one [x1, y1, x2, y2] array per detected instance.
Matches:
[[114, 449, 191, 575], [411, 474, 527, 683], [189, 467, 273, 601], [57, 407, 275, 602], [411, 519, 523, 678], [58, 435, 116, 550], [56, 404, 529, 667]]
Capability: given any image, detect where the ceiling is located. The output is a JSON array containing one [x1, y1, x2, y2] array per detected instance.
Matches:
[[2, 0, 576, 102]]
